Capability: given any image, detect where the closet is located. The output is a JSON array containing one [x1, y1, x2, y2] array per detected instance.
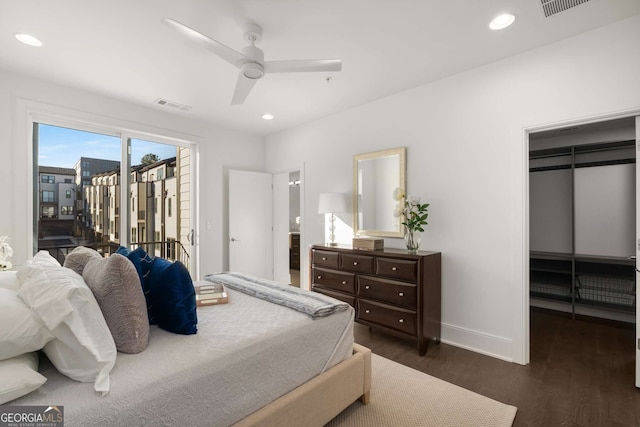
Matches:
[[529, 118, 636, 320]]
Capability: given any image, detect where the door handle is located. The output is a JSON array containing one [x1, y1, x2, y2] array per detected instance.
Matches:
[[230, 237, 240, 242]]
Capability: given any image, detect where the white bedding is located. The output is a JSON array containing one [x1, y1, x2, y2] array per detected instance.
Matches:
[[11, 288, 355, 427]]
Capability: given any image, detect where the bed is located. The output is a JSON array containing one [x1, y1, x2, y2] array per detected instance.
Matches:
[[7, 269, 371, 427]]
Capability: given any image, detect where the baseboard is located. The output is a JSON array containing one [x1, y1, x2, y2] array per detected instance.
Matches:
[[441, 323, 514, 363]]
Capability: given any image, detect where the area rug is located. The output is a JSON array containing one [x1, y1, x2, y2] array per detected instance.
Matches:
[[326, 354, 517, 427]]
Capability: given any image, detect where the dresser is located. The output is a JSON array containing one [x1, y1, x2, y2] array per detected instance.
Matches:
[[310, 244, 441, 356], [289, 233, 301, 270]]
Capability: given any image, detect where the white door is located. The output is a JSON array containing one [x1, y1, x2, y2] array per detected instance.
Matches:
[[229, 170, 273, 279], [273, 172, 290, 284], [635, 115, 640, 388]]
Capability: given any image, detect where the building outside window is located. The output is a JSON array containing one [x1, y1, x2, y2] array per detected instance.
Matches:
[[42, 190, 55, 202], [61, 206, 74, 215], [66, 190, 72, 198], [41, 175, 55, 184], [42, 206, 55, 218]]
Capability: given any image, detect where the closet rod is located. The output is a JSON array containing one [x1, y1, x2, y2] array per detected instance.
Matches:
[[529, 139, 634, 160]]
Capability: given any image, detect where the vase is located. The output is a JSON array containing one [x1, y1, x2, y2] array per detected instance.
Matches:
[[404, 229, 421, 254]]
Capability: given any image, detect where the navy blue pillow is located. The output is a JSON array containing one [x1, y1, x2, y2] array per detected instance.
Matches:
[[146, 258, 197, 335], [116, 246, 156, 324]]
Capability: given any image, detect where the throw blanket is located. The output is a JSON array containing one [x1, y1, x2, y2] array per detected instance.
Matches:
[[203, 272, 349, 319]]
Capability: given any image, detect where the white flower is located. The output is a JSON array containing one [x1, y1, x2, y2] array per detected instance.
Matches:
[[392, 187, 405, 201], [0, 236, 13, 261], [407, 195, 421, 205]]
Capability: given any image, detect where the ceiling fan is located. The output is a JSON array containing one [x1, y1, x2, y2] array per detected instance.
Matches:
[[162, 18, 342, 105]]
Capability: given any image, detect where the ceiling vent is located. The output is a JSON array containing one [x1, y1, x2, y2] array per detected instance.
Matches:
[[154, 98, 191, 112], [539, 0, 590, 17]]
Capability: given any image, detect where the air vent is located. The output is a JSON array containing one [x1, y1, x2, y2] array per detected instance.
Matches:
[[154, 98, 191, 112], [540, 0, 590, 17]]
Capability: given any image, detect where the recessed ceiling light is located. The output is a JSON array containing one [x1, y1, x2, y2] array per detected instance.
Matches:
[[262, 113, 274, 120], [489, 13, 515, 30], [15, 33, 43, 47]]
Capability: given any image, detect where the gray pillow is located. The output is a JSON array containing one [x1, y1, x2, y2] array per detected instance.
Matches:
[[64, 246, 101, 276], [83, 254, 149, 354]]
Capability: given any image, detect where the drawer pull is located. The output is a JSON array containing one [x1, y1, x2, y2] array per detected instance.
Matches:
[[365, 285, 370, 290], [353, 261, 359, 266], [342, 281, 347, 285], [398, 319, 404, 323], [365, 309, 371, 314], [391, 267, 397, 271], [322, 257, 327, 260], [317, 275, 322, 279], [398, 292, 404, 297]]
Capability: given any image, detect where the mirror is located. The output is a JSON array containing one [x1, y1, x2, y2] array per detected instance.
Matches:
[[353, 147, 406, 237]]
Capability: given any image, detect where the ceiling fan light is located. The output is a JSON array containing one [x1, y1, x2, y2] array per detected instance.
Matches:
[[489, 13, 515, 30], [242, 62, 264, 79], [262, 113, 274, 120], [15, 33, 43, 47]]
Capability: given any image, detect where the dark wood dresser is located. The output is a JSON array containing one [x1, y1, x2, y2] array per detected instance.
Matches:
[[289, 233, 301, 270], [310, 244, 441, 356]]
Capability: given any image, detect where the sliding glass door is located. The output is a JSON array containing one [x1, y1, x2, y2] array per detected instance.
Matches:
[[34, 122, 195, 272]]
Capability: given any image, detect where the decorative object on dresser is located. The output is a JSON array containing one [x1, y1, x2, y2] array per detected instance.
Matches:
[[318, 192, 348, 246], [352, 237, 384, 251], [393, 188, 429, 254], [353, 147, 406, 238], [311, 244, 441, 356]]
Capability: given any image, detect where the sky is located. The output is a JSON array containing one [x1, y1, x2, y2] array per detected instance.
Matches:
[[37, 123, 177, 168]]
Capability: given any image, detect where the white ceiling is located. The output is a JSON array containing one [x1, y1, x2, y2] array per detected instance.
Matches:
[[1, 0, 639, 136]]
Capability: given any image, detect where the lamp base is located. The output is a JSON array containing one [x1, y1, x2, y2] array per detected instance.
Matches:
[[327, 242, 338, 247]]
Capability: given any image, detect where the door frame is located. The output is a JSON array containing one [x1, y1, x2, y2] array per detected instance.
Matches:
[[522, 108, 640, 366]]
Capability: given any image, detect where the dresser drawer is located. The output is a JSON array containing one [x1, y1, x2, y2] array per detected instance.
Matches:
[[376, 257, 418, 282], [312, 287, 355, 307], [358, 276, 417, 309], [312, 267, 355, 294], [357, 300, 416, 336], [340, 253, 374, 274], [312, 250, 339, 269]]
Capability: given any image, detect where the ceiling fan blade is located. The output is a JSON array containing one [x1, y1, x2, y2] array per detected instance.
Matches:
[[263, 59, 342, 73], [231, 72, 259, 105], [162, 18, 250, 68]]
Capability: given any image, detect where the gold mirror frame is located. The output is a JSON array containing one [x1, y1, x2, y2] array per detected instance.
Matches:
[[353, 147, 406, 238]]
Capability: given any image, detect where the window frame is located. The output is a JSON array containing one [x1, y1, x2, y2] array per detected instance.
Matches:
[[20, 100, 200, 277]]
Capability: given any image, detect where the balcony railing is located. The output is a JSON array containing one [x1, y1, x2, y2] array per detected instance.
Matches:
[[39, 240, 191, 271]]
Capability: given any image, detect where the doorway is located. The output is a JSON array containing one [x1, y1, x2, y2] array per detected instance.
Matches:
[[289, 171, 301, 287], [527, 115, 638, 385]]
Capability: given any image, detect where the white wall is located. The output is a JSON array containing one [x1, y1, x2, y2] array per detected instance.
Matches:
[[0, 69, 264, 278], [264, 15, 640, 363]]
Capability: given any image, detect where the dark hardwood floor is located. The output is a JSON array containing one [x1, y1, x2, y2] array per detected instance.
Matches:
[[353, 307, 640, 427]]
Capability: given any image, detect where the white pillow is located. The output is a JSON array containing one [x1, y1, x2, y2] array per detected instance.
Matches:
[[28, 250, 62, 268], [0, 288, 53, 361], [0, 271, 20, 291], [17, 264, 116, 395], [0, 352, 47, 404]]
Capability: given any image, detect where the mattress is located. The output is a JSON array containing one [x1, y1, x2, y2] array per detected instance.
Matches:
[[12, 287, 355, 427]]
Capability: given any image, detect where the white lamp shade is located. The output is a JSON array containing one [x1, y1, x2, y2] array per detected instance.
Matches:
[[318, 192, 348, 214]]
